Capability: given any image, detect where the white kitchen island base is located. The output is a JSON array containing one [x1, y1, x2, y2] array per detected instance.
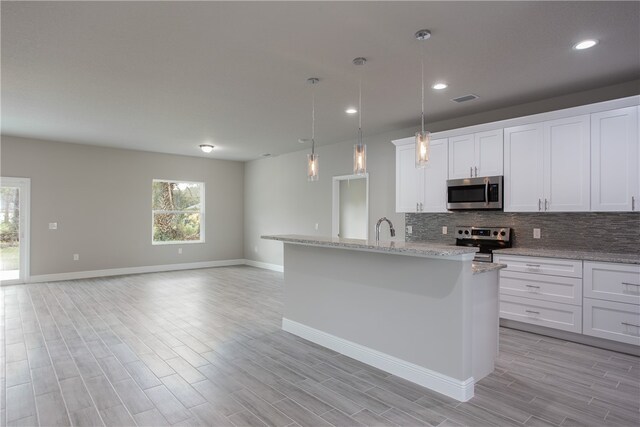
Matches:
[[263, 235, 502, 402]]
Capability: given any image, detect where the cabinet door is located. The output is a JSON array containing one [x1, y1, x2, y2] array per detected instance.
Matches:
[[504, 123, 544, 212], [475, 129, 504, 177], [544, 115, 590, 212], [421, 138, 448, 212], [448, 134, 475, 179], [395, 143, 423, 213], [591, 106, 639, 211]]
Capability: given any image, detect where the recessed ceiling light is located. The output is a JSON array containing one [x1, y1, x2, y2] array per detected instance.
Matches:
[[432, 82, 448, 90], [200, 144, 214, 153], [573, 39, 598, 50], [345, 108, 358, 114]]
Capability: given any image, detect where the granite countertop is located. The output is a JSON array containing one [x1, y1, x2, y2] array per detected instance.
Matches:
[[472, 262, 507, 275], [493, 248, 640, 265], [262, 234, 478, 259]]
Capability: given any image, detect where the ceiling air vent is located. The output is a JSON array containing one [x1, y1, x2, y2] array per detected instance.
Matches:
[[451, 94, 479, 103]]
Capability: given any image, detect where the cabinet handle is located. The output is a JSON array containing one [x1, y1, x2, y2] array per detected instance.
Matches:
[[525, 263, 541, 268], [525, 310, 540, 315], [470, 167, 473, 178], [538, 199, 542, 212], [475, 166, 478, 177], [416, 202, 419, 212], [525, 285, 540, 289], [544, 198, 549, 211], [621, 322, 640, 328], [420, 202, 423, 211], [633, 196, 636, 211]]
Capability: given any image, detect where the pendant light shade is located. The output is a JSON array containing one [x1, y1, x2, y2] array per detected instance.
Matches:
[[415, 130, 430, 165], [306, 77, 320, 182], [353, 57, 367, 175], [415, 29, 431, 168]]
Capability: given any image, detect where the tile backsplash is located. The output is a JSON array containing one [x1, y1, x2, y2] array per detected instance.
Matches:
[[405, 212, 640, 254]]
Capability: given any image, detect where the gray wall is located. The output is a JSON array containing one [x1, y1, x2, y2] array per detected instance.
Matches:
[[244, 128, 409, 266], [0, 135, 245, 276], [244, 80, 640, 266], [406, 212, 640, 254]]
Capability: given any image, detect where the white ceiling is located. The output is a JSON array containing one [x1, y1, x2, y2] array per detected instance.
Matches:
[[2, 1, 639, 161]]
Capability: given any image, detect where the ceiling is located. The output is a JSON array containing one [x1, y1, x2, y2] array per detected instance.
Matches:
[[2, 1, 639, 161]]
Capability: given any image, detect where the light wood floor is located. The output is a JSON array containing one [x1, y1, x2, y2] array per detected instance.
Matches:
[[1, 266, 638, 427]]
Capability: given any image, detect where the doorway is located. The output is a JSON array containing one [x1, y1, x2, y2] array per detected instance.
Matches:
[[0, 177, 30, 285], [332, 174, 369, 239]]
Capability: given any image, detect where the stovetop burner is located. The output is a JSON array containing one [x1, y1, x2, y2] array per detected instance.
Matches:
[[454, 226, 512, 263]]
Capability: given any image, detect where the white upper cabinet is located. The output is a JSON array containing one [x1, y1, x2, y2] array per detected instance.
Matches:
[[544, 115, 591, 212], [504, 123, 545, 212], [476, 129, 504, 177], [504, 116, 590, 212], [448, 130, 503, 179], [395, 139, 423, 213], [394, 137, 448, 213], [421, 138, 448, 212], [590, 106, 639, 212], [448, 134, 475, 179]]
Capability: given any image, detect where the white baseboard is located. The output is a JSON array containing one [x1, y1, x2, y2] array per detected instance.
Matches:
[[244, 259, 284, 272], [29, 259, 246, 283], [282, 318, 474, 402]]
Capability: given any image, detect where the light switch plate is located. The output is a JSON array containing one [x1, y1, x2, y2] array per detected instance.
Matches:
[[49, 222, 57, 230], [73, 254, 79, 261], [315, 223, 319, 231], [178, 248, 182, 254], [442, 226, 448, 235], [533, 228, 541, 239]]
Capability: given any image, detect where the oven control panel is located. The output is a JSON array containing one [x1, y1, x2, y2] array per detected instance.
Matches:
[[454, 226, 511, 241]]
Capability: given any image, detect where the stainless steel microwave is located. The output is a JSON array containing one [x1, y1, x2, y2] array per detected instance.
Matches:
[[446, 176, 503, 210]]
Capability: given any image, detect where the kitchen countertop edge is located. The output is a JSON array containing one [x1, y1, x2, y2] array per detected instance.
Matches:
[[262, 234, 479, 258], [493, 248, 640, 265]]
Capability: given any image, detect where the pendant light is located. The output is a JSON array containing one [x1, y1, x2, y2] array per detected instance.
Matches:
[[353, 57, 367, 175], [306, 77, 320, 182], [415, 29, 431, 168]]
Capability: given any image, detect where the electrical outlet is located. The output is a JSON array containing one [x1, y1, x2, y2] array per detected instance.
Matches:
[[254, 246, 259, 253], [73, 254, 79, 261], [406, 226, 412, 236], [442, 226, 448, 235], [178, 248, 182, 255], [49, 222, 57, 230], [315, 223, 319, 231], [533, 228, 541, 239]]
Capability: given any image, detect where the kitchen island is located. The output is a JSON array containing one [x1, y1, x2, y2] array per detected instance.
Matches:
[[262, 234, 505, 401]]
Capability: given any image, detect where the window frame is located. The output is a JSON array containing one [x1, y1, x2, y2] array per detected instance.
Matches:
[[151, 178, 205, 245]]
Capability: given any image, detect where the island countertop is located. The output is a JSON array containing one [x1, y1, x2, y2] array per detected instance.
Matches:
[[262, 234, 478, 259]]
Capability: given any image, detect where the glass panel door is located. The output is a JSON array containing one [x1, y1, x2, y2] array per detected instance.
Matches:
[[0, 178, 29, 285]]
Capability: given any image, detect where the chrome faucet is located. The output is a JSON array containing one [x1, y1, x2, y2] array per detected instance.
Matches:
[[375, 217, 396, 242]]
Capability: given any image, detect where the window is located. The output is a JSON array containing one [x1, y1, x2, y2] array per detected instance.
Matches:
[[152, 180, 204, 244]]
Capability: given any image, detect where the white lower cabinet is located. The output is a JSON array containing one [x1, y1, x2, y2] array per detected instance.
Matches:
[[499, 270, 582, 305], [500, 294, 582, 333], [496, 255, 583, 333], [497, 255, 640, 347], [582, 261, 640, 345], [583, 298, 640, 345]]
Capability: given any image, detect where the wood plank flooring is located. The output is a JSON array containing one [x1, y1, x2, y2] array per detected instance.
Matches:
[[1, 266, 638, 426]]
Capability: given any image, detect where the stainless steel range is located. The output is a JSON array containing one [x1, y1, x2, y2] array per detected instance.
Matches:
[[454, 226, 512, 263]]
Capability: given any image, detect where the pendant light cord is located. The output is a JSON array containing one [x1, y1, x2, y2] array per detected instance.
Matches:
[[311, 84, 316, 155], [358, 64, 363, 146], [421, 42, 425, 134]]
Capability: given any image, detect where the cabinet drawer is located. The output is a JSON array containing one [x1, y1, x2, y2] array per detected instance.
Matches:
[[583, 298, 640, 346], [495, 255, 582, 278], [500, 294, 582, 333], [584, 262, 640, 305], [499, 271, 582, 305]]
